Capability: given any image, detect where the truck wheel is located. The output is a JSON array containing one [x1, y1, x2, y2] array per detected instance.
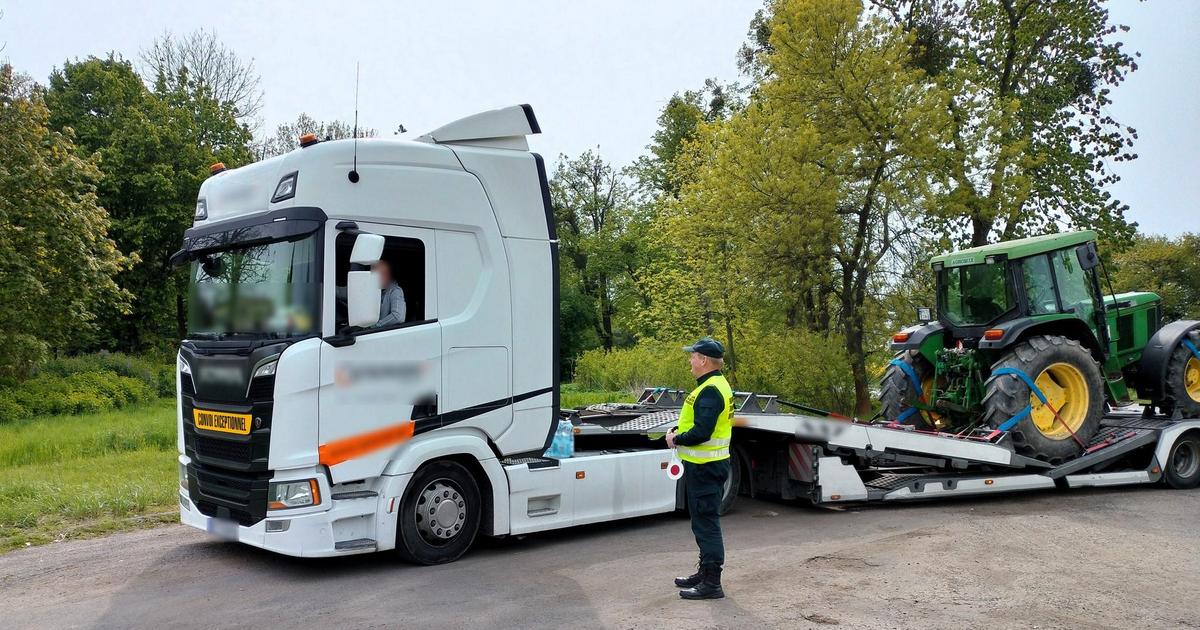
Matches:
[[982, 335, 1104, 464], [1163, 433, 1200, 489], [395, 460, 481, 565], [880, 350, 939, 430], [717, 448, 744, 516], [1157, 334, 1200, 418]]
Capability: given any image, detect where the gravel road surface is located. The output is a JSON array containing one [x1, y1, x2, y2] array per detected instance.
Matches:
[[2, 488, 1197, 629]]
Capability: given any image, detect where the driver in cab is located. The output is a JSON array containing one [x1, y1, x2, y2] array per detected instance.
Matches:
[[337, 260, 406, 328]]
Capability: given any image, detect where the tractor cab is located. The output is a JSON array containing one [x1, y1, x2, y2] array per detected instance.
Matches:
[[930, 231, 1109, 350]]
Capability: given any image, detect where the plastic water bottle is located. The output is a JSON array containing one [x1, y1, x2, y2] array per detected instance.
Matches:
[[544, 417, 574, 459]]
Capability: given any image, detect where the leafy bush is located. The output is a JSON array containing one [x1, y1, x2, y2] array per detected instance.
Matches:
[[574, 331, 857, 414], [575, 343, 694, 394], [733, 331, 857, 414], [0, 353, 168, 423]]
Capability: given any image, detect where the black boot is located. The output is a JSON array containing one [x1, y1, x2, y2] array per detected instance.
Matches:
[[679, 565, 724, 600], [674, 565, 702, 588]]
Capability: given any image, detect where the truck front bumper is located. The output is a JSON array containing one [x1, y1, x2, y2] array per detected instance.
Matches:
[[179, 489, 390, 558]]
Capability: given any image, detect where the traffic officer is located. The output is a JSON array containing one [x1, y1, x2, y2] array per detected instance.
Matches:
[[666, 336, 734, 600]]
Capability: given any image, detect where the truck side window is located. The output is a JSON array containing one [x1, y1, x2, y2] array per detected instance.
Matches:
[[334, 232, 427, 330]]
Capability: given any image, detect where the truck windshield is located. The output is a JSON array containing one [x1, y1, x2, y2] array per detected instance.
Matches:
[[187, 233, 320, 339], [938, 263, 1012, 327]]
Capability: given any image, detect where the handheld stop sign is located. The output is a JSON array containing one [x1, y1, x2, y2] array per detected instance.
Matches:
[[667, 451, 684, 480]]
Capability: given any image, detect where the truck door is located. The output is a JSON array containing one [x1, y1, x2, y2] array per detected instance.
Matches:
[[318, 224, 441, 484]]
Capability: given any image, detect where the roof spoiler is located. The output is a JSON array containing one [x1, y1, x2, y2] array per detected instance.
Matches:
[[418, 104, 541, 150]]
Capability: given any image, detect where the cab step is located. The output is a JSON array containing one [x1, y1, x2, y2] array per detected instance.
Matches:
[[334, 538, 376, 551]]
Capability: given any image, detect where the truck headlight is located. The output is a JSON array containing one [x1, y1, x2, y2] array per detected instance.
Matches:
[[179, 462, 189, 493], [253, 360, 278, 378], [178, 356, 192, 375], [269, 479, 320, 510]]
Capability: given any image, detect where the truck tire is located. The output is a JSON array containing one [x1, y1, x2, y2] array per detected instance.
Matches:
[[982, 335, 1104, 464], [717, 448, 744, 516], [1163, 432, 1200, 489], [880, 350, 938, 430], [395, 460, 481, 565], [1157, 333, 1200, 419]]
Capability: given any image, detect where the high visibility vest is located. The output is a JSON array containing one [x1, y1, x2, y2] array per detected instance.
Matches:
[[676, 373, 734, 464]]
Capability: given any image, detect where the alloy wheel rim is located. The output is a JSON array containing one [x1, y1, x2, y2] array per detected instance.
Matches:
[[414, 479, 466, 545]]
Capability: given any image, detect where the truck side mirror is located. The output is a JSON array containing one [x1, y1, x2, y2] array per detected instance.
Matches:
[[347, 233, 386, 328]]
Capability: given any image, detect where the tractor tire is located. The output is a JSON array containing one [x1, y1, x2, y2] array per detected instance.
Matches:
[[880, 350, 937, 430], [982, 335, 1104, 464], [1156, 332, 1200, 419]]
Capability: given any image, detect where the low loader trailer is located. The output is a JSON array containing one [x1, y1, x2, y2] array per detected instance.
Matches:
[[591, 388, 1200, 507], [172, 105, 1200, 564]]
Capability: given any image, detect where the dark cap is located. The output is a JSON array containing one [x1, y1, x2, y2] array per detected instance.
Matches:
[[682, 336, 724, 359]]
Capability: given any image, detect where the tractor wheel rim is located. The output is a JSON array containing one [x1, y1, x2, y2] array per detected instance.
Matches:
[[1185, 357, 1200, 403], [1029, 362, 1089, 440]]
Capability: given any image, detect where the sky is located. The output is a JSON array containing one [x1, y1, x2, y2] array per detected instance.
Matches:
[[1, 0, 1196, 237]]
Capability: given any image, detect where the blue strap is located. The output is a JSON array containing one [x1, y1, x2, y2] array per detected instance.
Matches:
[[889, 358, 929, 426], [992, 366, 1049, 405], [997, 405, 1031, 432], [1184, 338, 1200, 361], [890, 358, 925, 393]]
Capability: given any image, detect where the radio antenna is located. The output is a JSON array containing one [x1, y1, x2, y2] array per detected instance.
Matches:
[[349, 62, 361, 183]]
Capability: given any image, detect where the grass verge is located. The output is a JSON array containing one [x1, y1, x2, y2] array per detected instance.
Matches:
[[0, 399, 178, 553], [1, 386, 633, 553]]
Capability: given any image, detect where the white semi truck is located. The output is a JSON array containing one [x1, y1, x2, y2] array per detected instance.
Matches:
[[175, 105, 1200, 564]]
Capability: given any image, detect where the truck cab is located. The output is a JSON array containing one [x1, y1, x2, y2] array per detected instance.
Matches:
[[175, 106, 587, 561]]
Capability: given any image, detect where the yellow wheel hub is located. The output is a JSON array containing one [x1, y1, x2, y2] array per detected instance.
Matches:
[[1185, 356, 1200, 403], [1029, 362, 1089, 440]]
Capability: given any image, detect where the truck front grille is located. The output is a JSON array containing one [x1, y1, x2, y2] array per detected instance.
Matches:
[[188, 464, 271, 526], [195, 435, 254, 464]]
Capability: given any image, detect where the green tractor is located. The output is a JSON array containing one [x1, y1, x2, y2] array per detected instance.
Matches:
[[882, 231, 1200, 464]]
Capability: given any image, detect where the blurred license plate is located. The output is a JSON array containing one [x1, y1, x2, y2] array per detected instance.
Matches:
[[206, 516, 239, 540], [193, 409, 252, 435]]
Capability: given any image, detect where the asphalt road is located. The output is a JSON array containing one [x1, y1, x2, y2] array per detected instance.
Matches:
[[2, 487, 1198, 630]]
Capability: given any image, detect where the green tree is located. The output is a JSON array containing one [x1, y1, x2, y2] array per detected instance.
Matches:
[[0, 65, 131, 379], [638, 0, 948, 412], [45, 55, 252, 351], [870, 0, 1140, 246], [634, 79, 742, 199], [1110, 233, 1200, 322], [551, 150, 647, 353]]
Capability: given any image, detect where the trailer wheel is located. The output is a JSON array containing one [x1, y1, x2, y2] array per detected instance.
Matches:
[[1156, 334, 1200, 419], [394, 460, 481, 565], [717, 448, 744, 516], [982, 335, 1104, 464], [1164, 433, 1200, 490], [880, 350, 939, 430]]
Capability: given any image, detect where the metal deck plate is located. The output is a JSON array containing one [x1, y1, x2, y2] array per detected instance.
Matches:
[[603, 410, 680, 433], [864, 473, 926, 491]]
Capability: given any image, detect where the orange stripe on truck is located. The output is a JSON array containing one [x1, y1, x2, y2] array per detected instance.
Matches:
[[318, 420, 415, 467]]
